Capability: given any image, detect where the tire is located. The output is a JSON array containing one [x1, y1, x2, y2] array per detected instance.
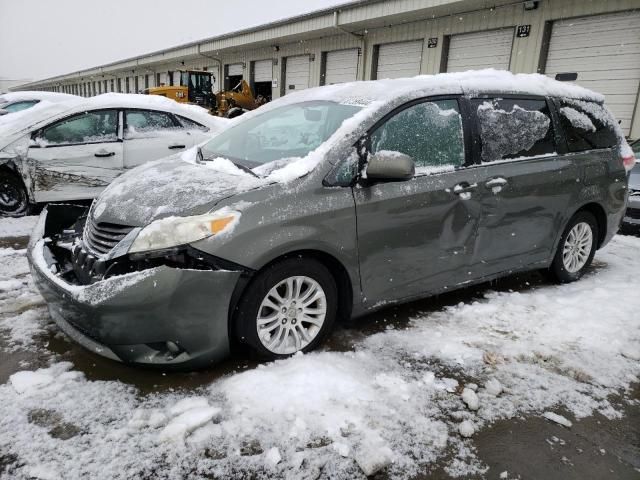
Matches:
[[226, 107, 245, 119], [549, 211, 598, 283], [235, 257, 338, 359], [0, 172, 30, 217]]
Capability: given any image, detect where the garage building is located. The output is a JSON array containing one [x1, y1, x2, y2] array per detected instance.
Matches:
[[15, 0, 640, 138]]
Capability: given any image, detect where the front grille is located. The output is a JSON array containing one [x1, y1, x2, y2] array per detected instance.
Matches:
[[83, 216, 134, 255]]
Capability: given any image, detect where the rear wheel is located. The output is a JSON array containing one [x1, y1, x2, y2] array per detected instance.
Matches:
[[235, 258, 337, 359], [549, 211, 598, 283], [0, 172, 30, 217]]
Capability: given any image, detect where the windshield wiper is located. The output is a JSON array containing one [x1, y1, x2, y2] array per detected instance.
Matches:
[[231, 161, 260, 178], [201, 150, 260, 178]]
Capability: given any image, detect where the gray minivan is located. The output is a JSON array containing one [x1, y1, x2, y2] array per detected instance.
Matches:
[[28, 71, 633, 368]]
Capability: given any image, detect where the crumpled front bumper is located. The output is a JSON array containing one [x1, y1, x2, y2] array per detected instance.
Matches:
[[27, 208, 242, 368]]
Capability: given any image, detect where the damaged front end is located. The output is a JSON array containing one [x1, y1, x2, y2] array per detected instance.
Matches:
[[28, 204, 249, 368]]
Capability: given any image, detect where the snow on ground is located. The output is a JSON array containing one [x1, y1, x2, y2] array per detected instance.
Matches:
[[0, 216, 638, 478], [0, 215, 38, 238]]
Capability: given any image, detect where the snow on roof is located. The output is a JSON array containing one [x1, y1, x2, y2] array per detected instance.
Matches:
[[265, 69, 605, 110], [0, 100, 81, 139], [82, 93, 227, 130], [0, 93, 227, 144], [0, 91, 79, 104]]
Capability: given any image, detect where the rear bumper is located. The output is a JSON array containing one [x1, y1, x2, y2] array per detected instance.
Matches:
[[622, 195, 640, 227], [27, 209, 241, 368]]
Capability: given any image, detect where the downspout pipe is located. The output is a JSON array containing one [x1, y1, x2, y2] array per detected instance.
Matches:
[[198, 44, 223, 92]]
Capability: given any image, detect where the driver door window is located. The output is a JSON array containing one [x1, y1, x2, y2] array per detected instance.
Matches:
[[40, 110, 118, 145], [370, 99, 465, 173]]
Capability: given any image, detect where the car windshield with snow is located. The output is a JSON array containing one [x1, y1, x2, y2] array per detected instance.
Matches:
[[26, 70, 634, 368], [0, 93, 227, 216]]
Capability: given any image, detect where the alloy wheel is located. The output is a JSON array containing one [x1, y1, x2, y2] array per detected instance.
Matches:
[[562, 221, 593, 273], [256, 276, 327, 355]]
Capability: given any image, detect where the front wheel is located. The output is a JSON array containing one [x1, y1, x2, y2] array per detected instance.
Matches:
[[549, 211, 598, 283], [235, 258, 337, 359], [0, 172, 30, 217]]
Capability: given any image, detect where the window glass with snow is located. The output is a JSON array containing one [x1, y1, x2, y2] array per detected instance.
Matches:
[[201, 101, 361, 166], [176, 115, 208, 132], [473, 98, 554, 162], [124, 110, 180, 138], [370, 99, 465, 172], [557, 100, 617, 152], [40, 110, 118, 145]]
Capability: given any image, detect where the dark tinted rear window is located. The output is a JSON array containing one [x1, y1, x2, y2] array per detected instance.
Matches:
[[472, 98, 555, 162], [558, 99, 617, 152]]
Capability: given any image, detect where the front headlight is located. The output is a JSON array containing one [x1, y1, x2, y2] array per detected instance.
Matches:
[[129, 208, 240, 253]]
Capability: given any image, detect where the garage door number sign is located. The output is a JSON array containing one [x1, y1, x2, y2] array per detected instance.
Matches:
[[516, 25, 531, 37]]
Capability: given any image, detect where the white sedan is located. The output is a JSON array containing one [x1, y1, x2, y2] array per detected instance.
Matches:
[[0, 93, 227, 216]]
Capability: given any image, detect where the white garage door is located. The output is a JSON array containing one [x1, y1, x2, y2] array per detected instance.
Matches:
[[325, 49, 359, 85], [376, 40, 423, 79], [446, 28, 514, 72], [285, 55, 310, 94], [545, 11, 640, 135], [227, 64, 244, 76], [253, 60, 273, 82]]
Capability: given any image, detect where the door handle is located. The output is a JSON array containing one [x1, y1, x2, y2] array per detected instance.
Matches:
[[485, 177, 508, 188], [168, 144, 186, 149], [452, 182, 478, 195], [94, 150, 115, 158]]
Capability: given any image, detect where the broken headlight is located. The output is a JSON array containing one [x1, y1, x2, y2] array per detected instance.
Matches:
[[128, 208, 240, 254]]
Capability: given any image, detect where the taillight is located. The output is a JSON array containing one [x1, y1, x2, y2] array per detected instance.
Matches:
[[623, 155, 636, 172]]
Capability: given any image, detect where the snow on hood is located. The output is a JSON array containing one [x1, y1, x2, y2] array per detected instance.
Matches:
[[0, 99, 81, 141], [92, 158, 263, 226]]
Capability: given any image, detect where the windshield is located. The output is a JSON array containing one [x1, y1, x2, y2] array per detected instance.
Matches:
[[201, 101, 361, 167]]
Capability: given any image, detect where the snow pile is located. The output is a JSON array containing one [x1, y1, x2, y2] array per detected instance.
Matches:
[[0, 215, 38, 237], [1, 210, 639, 478], [0, 246, 48, 351]]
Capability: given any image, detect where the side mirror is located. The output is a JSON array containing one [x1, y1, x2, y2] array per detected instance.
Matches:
[[365, 151, 415, 181]]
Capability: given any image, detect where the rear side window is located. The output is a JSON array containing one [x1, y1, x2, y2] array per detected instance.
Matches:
[[473, 98, 554, 162], [176, 115, 208, 132], [124, 110, 180, 138], [370, 99, 465, 172], [557, 99, 617, 152]]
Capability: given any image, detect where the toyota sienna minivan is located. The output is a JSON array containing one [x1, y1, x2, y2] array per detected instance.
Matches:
[[28, 70, 635, 368]]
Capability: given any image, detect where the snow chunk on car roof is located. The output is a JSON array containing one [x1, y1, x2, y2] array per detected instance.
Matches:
[[260, 69, 604, 111]]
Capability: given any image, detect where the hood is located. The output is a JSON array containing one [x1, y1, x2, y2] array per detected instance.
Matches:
[[92, 158, 264, 227]]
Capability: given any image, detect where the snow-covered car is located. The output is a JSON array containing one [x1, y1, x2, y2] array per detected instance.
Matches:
[[27, 70, 633, 369], [622, 138, 640, 229], [0, 91, 79, 116], [0, 93, 227, 216]]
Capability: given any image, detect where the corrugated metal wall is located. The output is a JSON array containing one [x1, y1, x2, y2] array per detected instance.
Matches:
[[32, 0, 640, 136]]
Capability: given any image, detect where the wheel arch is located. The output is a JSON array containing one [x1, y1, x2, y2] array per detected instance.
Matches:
[[0, 161, 33, 210], [228, 248, 355, 342], [575, 202, 607, 248]]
